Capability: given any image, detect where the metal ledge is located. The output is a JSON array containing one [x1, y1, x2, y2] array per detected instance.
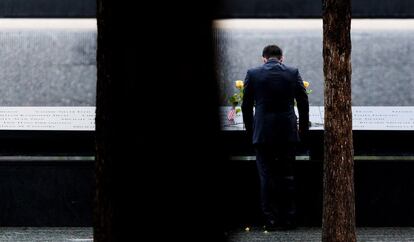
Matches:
[[230, 155, 414, 161], [0, 156, 94, 162]]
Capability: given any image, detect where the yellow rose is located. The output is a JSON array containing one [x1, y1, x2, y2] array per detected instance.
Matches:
[[235, 80, 244, 89], [303, 81, 310, 88]]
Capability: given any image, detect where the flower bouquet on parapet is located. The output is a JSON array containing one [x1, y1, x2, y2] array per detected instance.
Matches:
[[303, 80, 312, 95], [227, 80, 244, 122], [295, 80, 313, 106], [297, 80, 313, 127]]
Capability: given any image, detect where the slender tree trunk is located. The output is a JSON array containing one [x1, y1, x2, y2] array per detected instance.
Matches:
[[322, 0, 356, 242]]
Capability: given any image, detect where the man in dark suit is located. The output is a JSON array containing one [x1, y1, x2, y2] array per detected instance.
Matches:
[[242, 45, 309, 230]]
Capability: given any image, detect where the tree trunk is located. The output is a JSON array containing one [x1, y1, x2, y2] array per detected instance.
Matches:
[[94, 1, 224, 242], [322, 0, 356, 242], [94, 0, 115, 241]]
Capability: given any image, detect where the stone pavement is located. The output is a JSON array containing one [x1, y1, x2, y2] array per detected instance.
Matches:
[[0, 227, 92, 242], [227, 227, 414, 242], [1, 227, 414, 241]]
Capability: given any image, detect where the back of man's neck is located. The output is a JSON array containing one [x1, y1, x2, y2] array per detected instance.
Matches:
[[267, 57, 281, 62]]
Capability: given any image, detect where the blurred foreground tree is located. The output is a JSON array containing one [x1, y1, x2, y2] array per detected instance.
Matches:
[[94, 0, 225, 241]]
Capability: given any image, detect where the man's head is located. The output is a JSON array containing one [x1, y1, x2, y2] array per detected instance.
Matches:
[[262, 45, 283, 63]]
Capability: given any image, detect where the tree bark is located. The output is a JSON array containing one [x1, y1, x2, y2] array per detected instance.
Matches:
[[322, 0, 356, 242]]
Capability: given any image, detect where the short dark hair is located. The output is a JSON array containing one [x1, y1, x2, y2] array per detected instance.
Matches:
[[262, 45, 283, 59]]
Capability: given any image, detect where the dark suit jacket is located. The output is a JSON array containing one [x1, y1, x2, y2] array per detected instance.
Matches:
[[241, 59, 309, 145]]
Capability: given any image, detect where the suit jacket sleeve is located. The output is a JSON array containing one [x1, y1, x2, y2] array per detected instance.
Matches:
[[294, 69, 309, 133], [241, 70, 254, 137]]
